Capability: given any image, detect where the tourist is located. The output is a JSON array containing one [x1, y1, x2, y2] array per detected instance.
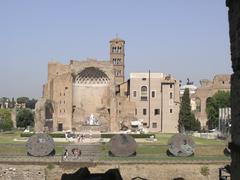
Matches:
[[63, 149, 68, 160], [80, 134, 84, 142], [72, 148, 81, 159]]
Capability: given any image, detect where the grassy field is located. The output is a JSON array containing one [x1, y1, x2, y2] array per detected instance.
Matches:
[[0, 131, 229, 161], [101, 143, 228, 161], [0, 131, 23, 144], [99, 133, 228, 161], [0, 131, 67, 155], [154, 133, 224, 145]]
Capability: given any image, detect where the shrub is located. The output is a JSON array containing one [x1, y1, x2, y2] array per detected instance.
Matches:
[[47, 164, 55, 170], [101, 133, 155, 138], [20, 132, 65, 138], [200, 166, 210, 179], [20, 132, 35, 137], [48, 133, 65, 138], [21, 132, 155, 139], [0, 109, 13, 131]]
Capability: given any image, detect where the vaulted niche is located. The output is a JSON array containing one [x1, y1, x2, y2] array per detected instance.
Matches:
[[72, 67, 111, 129]]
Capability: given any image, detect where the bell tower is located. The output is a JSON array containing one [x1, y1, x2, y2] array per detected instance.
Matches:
[[110, 37, 125, 85]]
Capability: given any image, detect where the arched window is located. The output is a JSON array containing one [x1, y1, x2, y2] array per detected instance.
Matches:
[[170, 92, 173, 99], [112, 47, 117, 53], [115, 70, 121, 76], [117, 58, 121, 64], [141, 86, 148, 101], [112, 47, 115, 53], [195, 97, 201, 112], [117, 46, 122, 53], [206, 97, 213, 105], [113, 58, 117, 65]]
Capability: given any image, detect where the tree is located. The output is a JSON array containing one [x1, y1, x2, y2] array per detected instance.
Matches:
[[26, 99, 37, 109], [16, 97, 29, 104], [8, 97, 16, 108], [0, 97, 10, 108], [16, 109, 34, 128], [178, 88, 200, 132], [206, 90, 230, 130], [0, 109, 13, 131], [200, 166, 210, 180]]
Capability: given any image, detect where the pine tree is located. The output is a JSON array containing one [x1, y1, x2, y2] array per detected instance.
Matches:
[[178, 88, 200, 132]]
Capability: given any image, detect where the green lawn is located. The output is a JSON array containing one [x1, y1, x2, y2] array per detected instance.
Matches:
[[100, 143, 228, 161], [0, 131, 229, 161], [154, 133, 224, 145], [154, 133, 174, 144], [0, 131, 67, 155], [0, 131, 225, 145], [0, 131, 23, 144], [100, 133, 228, 161], [192, 136, 224, 145], [0, 131, 68, 144]]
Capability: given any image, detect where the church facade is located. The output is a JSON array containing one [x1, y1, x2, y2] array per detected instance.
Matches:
[[35, 38, 180, 133]]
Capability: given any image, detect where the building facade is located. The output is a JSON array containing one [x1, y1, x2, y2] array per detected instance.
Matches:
[[129, 73, 180, 133]]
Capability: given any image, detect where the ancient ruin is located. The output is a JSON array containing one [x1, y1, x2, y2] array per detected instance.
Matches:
[[34, 38, 180, 133], [193, 74, 230, 127]]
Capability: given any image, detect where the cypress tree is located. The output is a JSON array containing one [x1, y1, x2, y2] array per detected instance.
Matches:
[[178, 88, 200, 132]]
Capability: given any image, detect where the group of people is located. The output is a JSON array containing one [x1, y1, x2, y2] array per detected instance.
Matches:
[[64, 132, 86, 143], [63, 148, 82, 160], [77, 134, 85, 143]]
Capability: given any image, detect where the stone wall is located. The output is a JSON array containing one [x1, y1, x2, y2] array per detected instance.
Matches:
[[5, 163, 224, 180], [52, 73, 73, 131], [116, 96, 136, 129], [226, 0, 240, 179], [0, 165, 45, 180], [72, 85, 111, 131]]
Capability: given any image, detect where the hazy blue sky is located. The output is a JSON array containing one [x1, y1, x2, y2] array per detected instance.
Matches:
[[0, 0, 232, 98]]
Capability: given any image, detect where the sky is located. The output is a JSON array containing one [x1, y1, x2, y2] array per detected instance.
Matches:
[[0, 0, 232, 98]]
